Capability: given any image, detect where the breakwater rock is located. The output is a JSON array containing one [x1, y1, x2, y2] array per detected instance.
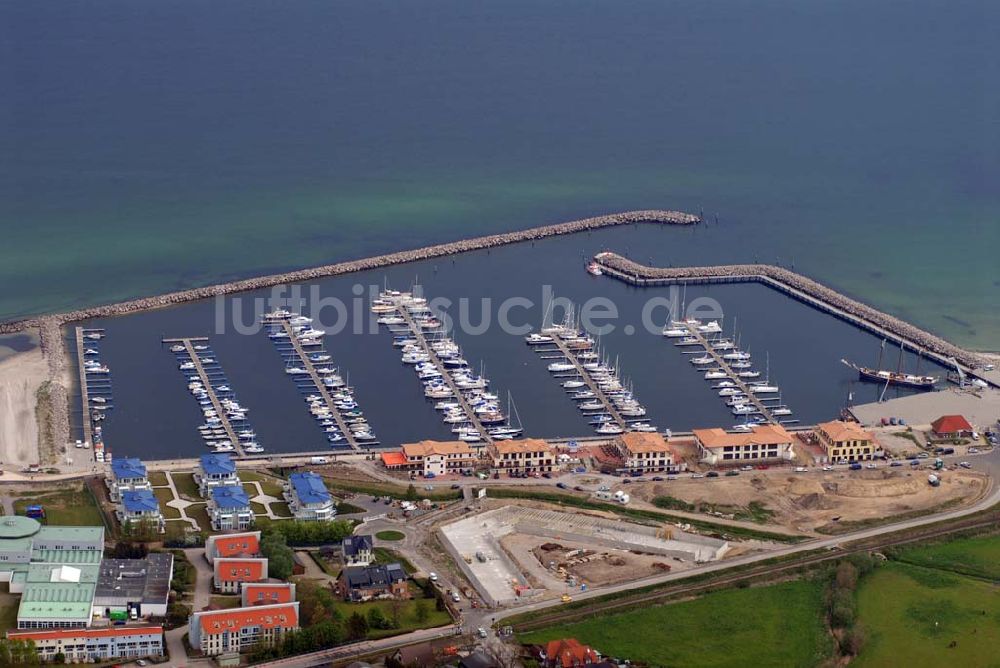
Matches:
[[0, 209, 697, 333], [593, 252, 987, 370]]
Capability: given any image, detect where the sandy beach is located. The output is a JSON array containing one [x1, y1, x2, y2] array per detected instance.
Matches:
[[0, 346, 47, 468]]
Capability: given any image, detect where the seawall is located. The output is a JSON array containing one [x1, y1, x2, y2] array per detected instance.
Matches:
[[592, 252, 988, 372], [0, 209, 698, 334]]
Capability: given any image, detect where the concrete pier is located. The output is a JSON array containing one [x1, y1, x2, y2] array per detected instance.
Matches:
[[171, 338, 245, 457], [73, 327, 94, 449], [543, 337, 628, 431]]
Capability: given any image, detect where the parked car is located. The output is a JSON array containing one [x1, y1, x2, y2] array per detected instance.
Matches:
[[691, 473, 705, 479], [652, 476, 664, 481], [556, 482, 568, 490], [706, 471, 719, 478], [451, 592, 461, 602], [822, 466, 833, 471], [542, 472, 552, 479], [741, 465, 754, 471], [795, 467, 809, 473], [429, 572, 438, 581], [890, 461, 903, 467], [451, 484, 461, 490], [725, 470, 740, 477], [573, 485, 584, 492], [959, 461, 972, 468], [849, 462, 863, 471]]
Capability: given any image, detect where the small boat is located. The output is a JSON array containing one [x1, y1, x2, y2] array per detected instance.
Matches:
[[562, 380, 586, 389], [662, 327, 688, 338], [169, 345, 184, 353], [704, 370, 728, 380], [525, 333, 554, 345], [285, 367, 309, 375], [548, 362, 576, 372], [595, 423, 624, 435], [736, 370, 761, 379], [586, 262, 603, 276], [690, 356, 714, 365]]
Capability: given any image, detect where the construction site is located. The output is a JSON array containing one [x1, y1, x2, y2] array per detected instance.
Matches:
[[438, 505, 729, 607], [627, 467, 988, 534]]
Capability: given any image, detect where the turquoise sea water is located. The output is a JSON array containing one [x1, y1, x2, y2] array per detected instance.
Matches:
[[3, 1, 998, 347]]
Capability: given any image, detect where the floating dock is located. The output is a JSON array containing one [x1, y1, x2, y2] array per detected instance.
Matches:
[[164, 337, 247, 457], [679, 322, 777, 424], [386, 296, 493, 443], [269, 319, 367, 451], [545, 336, 628, 431], [74, 327, 95, 449]]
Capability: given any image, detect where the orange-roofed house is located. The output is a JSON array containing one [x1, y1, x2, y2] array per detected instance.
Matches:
[[488, 438, 554, 474], [394, 440, 479, 477], [213, 557, 268, 594], [693, 424, 795, 465], [931, 415, 974, 439], [613, 432, 684, 473], [7, 626, 164, 663], [241, 582, 296, 607], [543, 638, 600, 667], [189, 602, 299, 656], [815, 420, 879, 462], [205, 531, 261, 564]]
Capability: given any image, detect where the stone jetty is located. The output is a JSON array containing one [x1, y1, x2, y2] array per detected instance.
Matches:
[[0, 209, 697, 334], [593, 252, 988, 371]]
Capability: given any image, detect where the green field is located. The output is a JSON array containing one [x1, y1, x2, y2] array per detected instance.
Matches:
[[334, 595, 451, 638], [336, 501, 367, 515], [521, 580, 832, 667], [148, 470, 168, 486], [153, 487, 181, 519], [171, 472, 201, 501], [895, 534, 1000, 581], [209, 596, 243, 610], [854, 561, 1000, 668], [239, 471, 286, 497], [13, 485, 105, 527], [375, 530, 405, 541], [185, 503, 211, 532]]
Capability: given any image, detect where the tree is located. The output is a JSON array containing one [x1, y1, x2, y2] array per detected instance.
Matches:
[[260, 531, 295, 580], [405, 484, 418, 501], [347, 611, 369, 640], [0, 639, 40, 666], [414, 598, 430, 623], [367, 606, 391, 630], [293, 578, 340, 626]]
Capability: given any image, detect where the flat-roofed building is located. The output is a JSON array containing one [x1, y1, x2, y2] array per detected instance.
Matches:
[[208, 485, 254, 531], [613, 432, 682, 473], [189, 603, 299, 656], [7, 626, 164, 663], [195, 453, 241, 497], [488, 439, 554, 474], [205, 532, 260, 564], [694, 424, 796, 465], [106, 458, 151, 502], [816, 420, 879, 462], [241, 582, 296, 607], [284, 472, 336, 522], [393, 440, 478, 477], [213, 557, 268, 594], [117, 490, 164, 534], [93, 553, 174, 618]]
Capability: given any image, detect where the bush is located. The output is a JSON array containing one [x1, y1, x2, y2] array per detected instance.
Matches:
[[265, 519, 354, 546], [261, 531, 295, 580]]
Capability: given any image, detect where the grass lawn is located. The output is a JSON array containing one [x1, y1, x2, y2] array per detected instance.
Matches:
[[521, 579, 832, 668], [855, 562, 1000, 667], [336, 501, 367, 515], [895, 534, 1000, 580], [185, 503, 211, 532], [209, 596, 243, 610], [323, 476, 462, 502], [148, 471, 168, 486], [153, 487, 181, 519], [333, 596, 451, 638], [239, 471, 286, 498], [0, 588, 19, 634], [171, 472, 201, 501], [13, 484, 104, 527], [376, 530, 405, 541], [270, 502, 292, 518]]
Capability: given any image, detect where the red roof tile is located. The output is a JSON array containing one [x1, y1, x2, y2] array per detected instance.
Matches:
[[932, 415, 973, 434], [214, 557, 267, 583], [8, 627, 163, 642], [198, 604, 298, 634], [213, 533, 260, 558], [545, 638, 599, 667], [242, 583, 295, 605]]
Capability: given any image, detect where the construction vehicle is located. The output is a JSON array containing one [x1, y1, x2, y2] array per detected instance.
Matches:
[[934, 458, 944, 470]]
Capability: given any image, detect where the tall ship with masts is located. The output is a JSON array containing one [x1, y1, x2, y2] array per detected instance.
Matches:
[[841, 339, 938, 390]]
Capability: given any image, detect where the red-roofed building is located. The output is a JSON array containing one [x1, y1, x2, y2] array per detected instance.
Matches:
[[543, 638, 600, 667], [7, 626, 164, 663], [241, 582, 296, 607], [206, 531, 261, 564], [189, 603, 299, 656], [213, 557, 268, 593], [931, 415, 974, 439]]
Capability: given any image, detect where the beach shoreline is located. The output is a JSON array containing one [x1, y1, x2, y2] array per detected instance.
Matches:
[[0, 346, 46, 468]]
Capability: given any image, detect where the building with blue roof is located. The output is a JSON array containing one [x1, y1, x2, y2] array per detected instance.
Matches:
[[195, 453, 240, 497], [283, 472, 336, 522], [116, 490, 164, 534], [105, 457, 150, 502], [208, 485, 254, 531]]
